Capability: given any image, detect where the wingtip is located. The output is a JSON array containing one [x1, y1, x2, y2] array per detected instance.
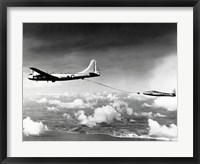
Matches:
[[29, 67, 37, 71]]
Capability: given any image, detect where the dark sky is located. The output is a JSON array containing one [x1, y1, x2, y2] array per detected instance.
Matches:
[[23, 23, 177, 95]]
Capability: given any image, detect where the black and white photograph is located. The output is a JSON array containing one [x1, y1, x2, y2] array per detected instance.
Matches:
[[23, 23, 177, 141]]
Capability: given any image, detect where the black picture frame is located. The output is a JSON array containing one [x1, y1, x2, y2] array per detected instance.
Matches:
[[0, 0, 199, 163]]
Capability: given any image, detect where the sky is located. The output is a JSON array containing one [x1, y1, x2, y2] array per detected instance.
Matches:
[[23, 23, 177, 96]]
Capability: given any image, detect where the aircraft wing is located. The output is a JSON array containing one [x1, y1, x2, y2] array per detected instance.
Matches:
[[29, 67, 59, 79]]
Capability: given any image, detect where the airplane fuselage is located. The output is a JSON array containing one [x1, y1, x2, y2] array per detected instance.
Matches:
[[142, 91, 175, 97], [143, 93, 175, 97], [28, 72, 100, 82]]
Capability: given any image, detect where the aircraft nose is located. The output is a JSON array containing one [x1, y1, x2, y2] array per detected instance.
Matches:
[[28, 74, 33, 79]]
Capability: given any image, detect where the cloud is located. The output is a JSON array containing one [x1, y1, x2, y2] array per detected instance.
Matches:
[[142, 103, 152, 107], [75, 105, 121, 127], [47, 106, 59, 112], [23, 117, 48, 136], [133, 112, 153, 118], [141, 96, 177, 111], [107, 93, 118, 101], [154, 113, 166, 117], [153, 97, 177, 111], [133, 112, 166, 118], [75, 110, 96, 127], [93, 105, 121, 123], [74, 98, 135, 127], [36, 98, 48, 103], [84, 92, 106, 102], [148, 119, 177, 139], [48, 99, 61, 105], [68, 99, 92, 108], [112, 100, 127, 111], [49, 99, 92, 109], [112, 99, 133, 115], [63, 113, 71, 119], [126, 107, 133, 115]]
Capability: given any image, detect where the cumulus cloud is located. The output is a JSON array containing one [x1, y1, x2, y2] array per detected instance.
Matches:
[[68, 99, 92, 108], [36, 97, 48, 103], [75, 110, 96, 127], [153, 97, 177, 111], [126, 107, 133, 115], [107, 93, 117, 101], [112, 100, 133, 115], [74, 98, 135, 127], [112, 100, 127, 112], [93, 105, 121, 123], [47, 106, 59, 112], [23, 117, 48, 136], [75, 105, 121, 127], [148, 119, 177, 139], [49, 99, 92, 109], [141, 96, 177, 111]]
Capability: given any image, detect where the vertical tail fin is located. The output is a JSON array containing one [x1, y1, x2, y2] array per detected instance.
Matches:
[[79, 60, 100, 75], [172, 89, 176, 96]]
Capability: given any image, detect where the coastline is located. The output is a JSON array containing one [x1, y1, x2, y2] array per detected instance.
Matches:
[[23, 130, 167, 141]]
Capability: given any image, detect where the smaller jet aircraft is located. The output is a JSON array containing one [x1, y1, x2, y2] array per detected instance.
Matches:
[[28, 59, 100, 82], [140, 89, 176, 97]]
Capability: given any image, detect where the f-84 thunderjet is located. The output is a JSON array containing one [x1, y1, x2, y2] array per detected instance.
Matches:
[[141, 89, 176, 97], [28, 59, 100, 82]]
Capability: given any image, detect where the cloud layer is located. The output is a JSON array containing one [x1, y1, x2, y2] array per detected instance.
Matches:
[[23, 91, 177, 140]]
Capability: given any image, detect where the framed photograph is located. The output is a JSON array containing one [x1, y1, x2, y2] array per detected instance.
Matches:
[[0, 0, 199, 163]]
